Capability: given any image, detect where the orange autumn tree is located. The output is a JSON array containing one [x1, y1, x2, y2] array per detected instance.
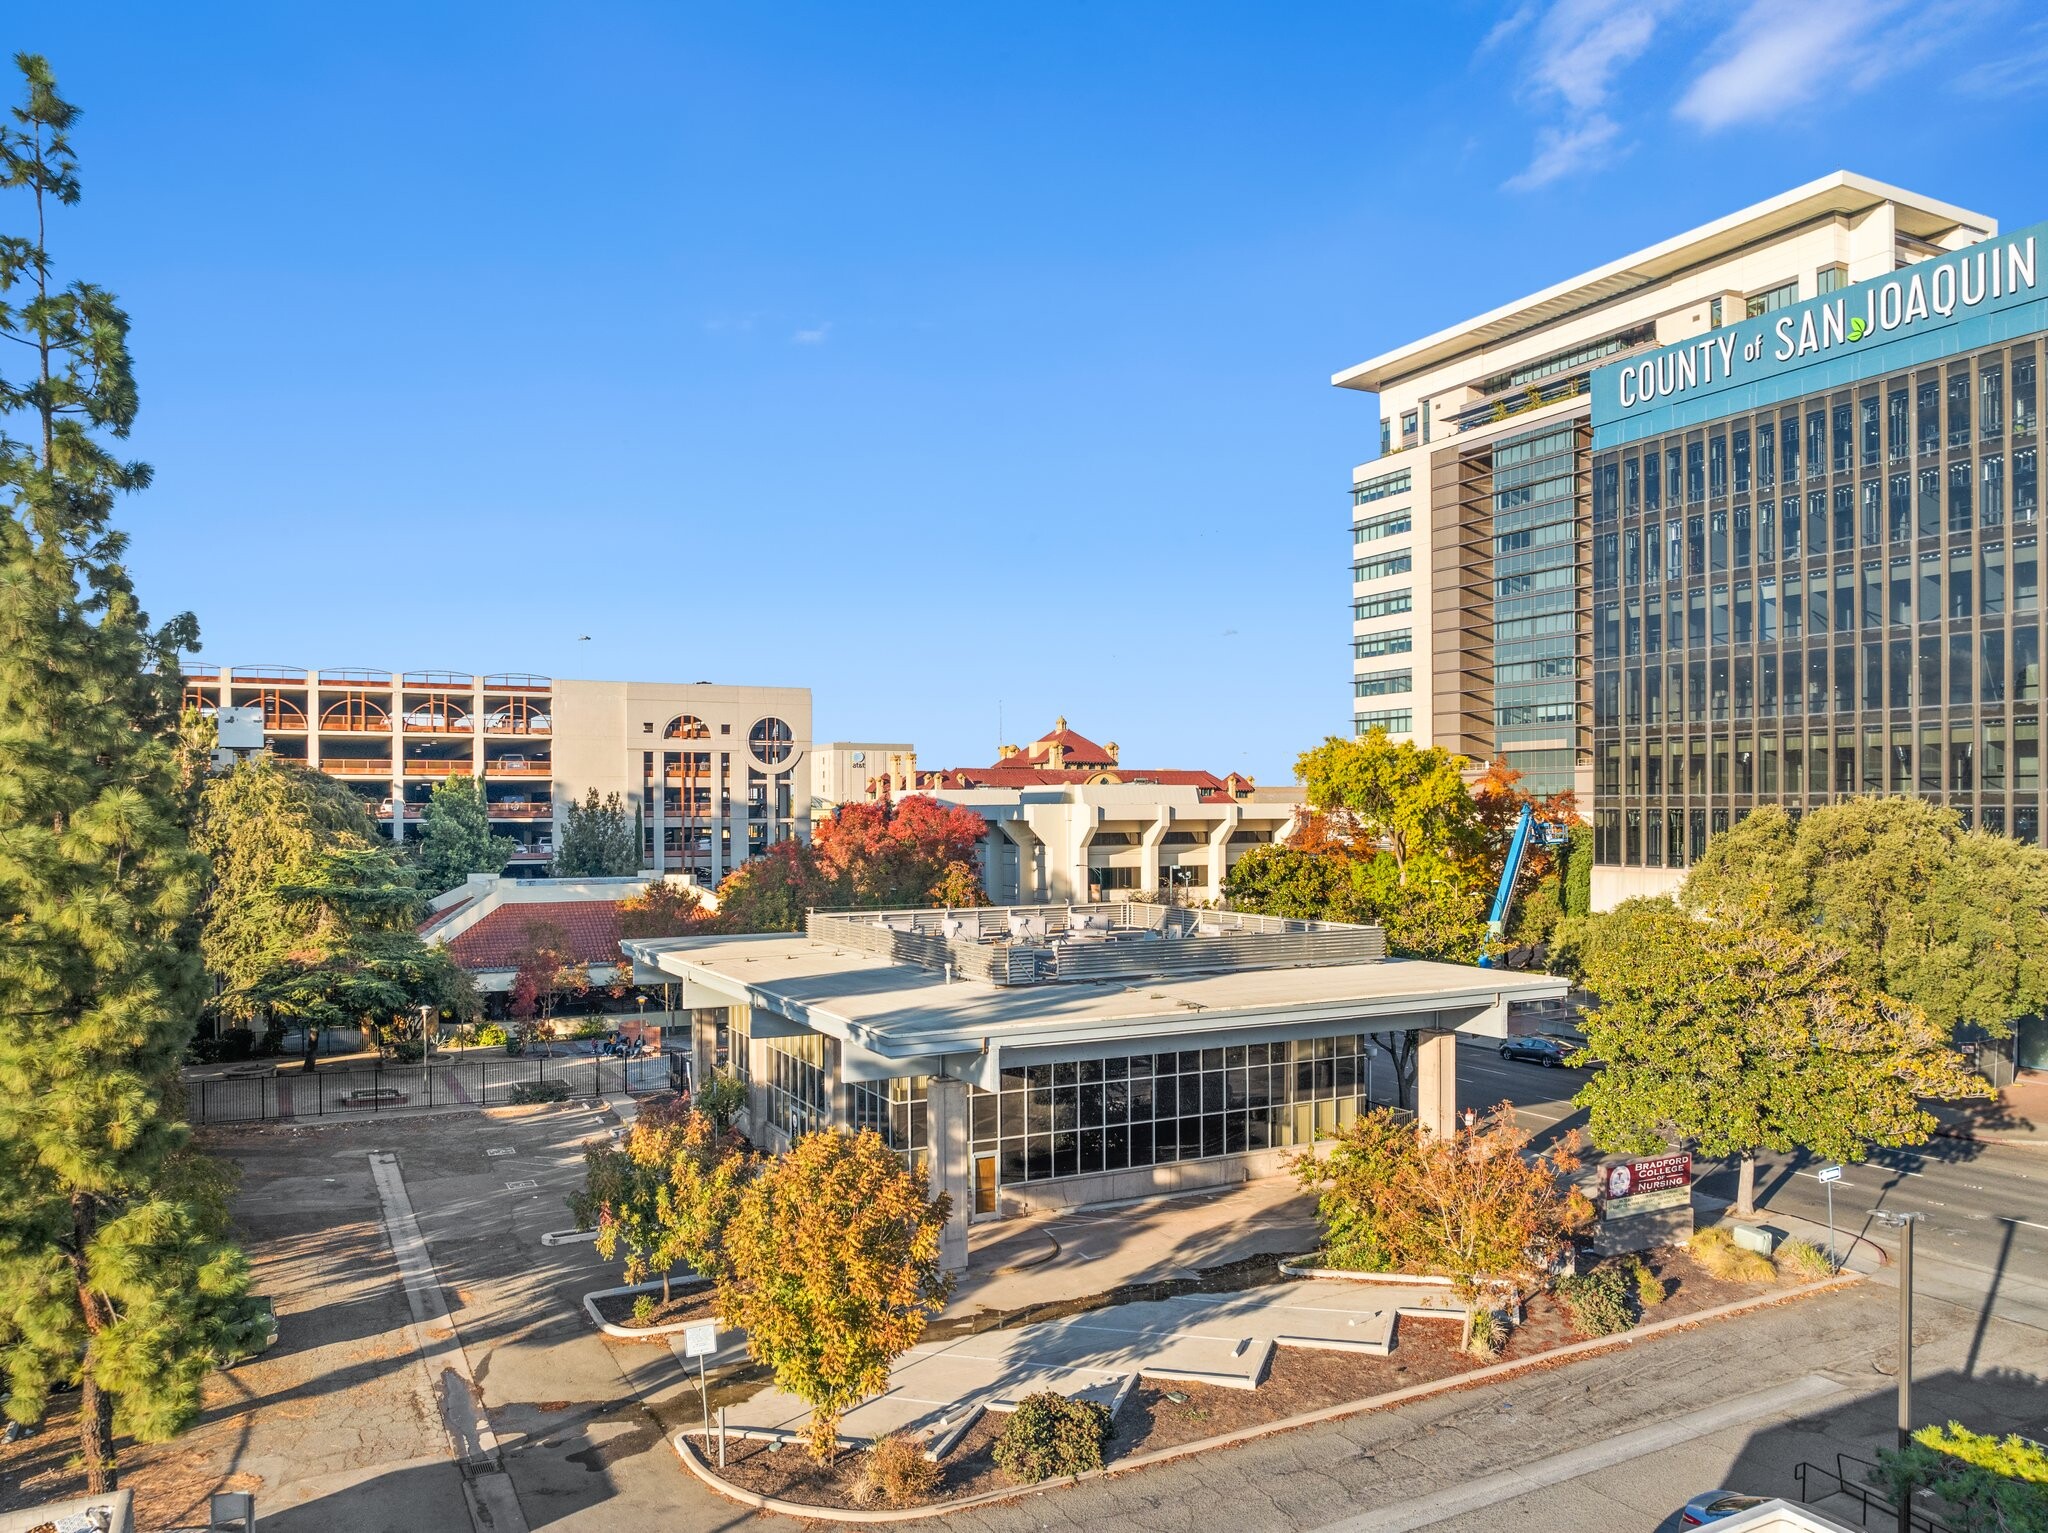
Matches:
[[1295, 1104, 1594, 1351], [714, 793, 990, 932], [718, 1130, 953, 1460]]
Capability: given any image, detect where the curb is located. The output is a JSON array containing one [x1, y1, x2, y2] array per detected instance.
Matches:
[[670, 1269, 1864, 1523], [1934, 1125, 2048, 1149], [582, 1279, 713, 1340], [977, 1230, 1061, 1276]]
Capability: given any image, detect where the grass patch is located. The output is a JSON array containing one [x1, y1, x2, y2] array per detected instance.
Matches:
[[1686, 1224, 1777, 1283]]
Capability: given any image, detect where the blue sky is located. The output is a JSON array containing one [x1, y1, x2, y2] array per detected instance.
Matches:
[[15, 2, 2048, 782]]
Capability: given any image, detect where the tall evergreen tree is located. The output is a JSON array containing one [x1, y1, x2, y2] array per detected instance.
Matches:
[[0, 55, 260, 1490], [554, 786, 640, 876], [415, 773, 514, 895]]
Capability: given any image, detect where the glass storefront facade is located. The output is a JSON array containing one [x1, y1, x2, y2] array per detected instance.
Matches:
[[1494, 423, 1585, 796], [1592, 336, 2043, 866], [966, 1033, 1386, 1189]]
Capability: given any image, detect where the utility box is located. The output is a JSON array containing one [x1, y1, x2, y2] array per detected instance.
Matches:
[[1730, 1223, 1779, 1255]]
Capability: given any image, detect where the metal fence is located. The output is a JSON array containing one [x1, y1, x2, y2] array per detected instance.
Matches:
[[185, 1050, 675, 1125]]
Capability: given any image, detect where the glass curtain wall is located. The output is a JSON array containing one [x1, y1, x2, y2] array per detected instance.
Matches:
[[1593, 339, 2042, 867], [1495, 423, 1584, 793]]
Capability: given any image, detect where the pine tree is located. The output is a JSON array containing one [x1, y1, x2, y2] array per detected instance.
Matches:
[[416, 773, 515, 895], [0, 54, 261, 1490]]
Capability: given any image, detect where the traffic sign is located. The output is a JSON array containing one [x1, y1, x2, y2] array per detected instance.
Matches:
[[1816, 1164, 1844, 1184], [683, 1322, 718, 1358]]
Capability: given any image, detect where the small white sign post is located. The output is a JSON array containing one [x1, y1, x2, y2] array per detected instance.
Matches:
[[684, 1322, 718, 1450], [1816, 1164, 1844, 1270]]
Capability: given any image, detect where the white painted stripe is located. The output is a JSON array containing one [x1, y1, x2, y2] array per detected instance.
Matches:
[[369, 1152, 533, 1533], [1308, 1374, 1844, 1533], [2005, 1216, 2048, 1233]]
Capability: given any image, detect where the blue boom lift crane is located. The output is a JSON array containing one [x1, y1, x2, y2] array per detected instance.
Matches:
[[1476, 803, 1566, 968]]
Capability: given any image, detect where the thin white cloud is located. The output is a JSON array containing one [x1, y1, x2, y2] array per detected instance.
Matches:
[[1491, 0, 1674, 191], [1952, 17, 2048, 96], [1676, 0, 1992, 130], [1504, 113, 1623, 191], [791, 323, 832, 345]]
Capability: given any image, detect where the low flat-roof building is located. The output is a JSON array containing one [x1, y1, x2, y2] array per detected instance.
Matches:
[[625, 903, 1564, 1266], [889, 718, 1302, 903]]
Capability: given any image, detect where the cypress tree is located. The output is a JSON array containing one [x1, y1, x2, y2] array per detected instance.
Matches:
[[416, 772, 515, 894], [0, 54, 259, 1491]]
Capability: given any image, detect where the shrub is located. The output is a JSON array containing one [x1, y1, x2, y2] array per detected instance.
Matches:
[[1686, 1225, 1777, 1283], [511, 1080, 572, 1105], [503, 1032, 526, 1057], [1554, 1268, 1634, 1337], [1774, 1237, 1835, 1282], [572, 1017, 612, 1040], [1466, 1308, 1505, 1360], [390, 1040, 428, 1063], [857, 1433, 942, 1507], [631, 1294, 656, 1325], [218, 1027, 256, 1062], [473, 1024, 509, 1048], [991, 1392, 1113, 1482], [1626, 1254, 1666, 1307]]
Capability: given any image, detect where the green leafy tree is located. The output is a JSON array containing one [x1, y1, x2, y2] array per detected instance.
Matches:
[[0, 55, 262, 1490], [1222, 843, 1348, 919], [246, 843, 476, 1064], [1555, 899, 1990, 1213], [554, 787, 640, 876], [719, 1129, 952, 1461], [415, 773, 514, 895], [616, 878, 707, 938], [1297, 729, 1479, 886], [572, 1103, 757, 1302], [1684, 798, 2048, 1042]]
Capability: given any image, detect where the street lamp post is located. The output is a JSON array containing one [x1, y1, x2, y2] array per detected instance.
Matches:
[[1874, 1210, 1922, 1533]]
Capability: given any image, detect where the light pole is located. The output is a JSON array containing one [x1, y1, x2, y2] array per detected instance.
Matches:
[[1874, 1209, 1921, 1533]]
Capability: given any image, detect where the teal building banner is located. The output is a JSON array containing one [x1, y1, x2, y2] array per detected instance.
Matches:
[[1592, 221, 2046, 450]]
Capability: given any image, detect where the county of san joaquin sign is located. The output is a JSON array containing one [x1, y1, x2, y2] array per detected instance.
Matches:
[[1600, 1152, 1693, 1220]]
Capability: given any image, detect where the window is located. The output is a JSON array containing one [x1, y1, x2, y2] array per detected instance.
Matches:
[[1354, 628, 1413, 658], [749, 716, 794, 764], [1354, 590, 1413, 621], [1353, 551, 1413, 584], [848, 1077, 928, 1175], [763, 1032, 827, 1140], [1353, 669, 1412, 698], [1816, 264, 1847, 295], [1400, 410, 1418, 437], [1746, 281, 1799, 317], [1352, 467, 1410, 504], [1709, 297, 1724, 328], [1354, 509, 1411, 542], [1354, 709, 1413, 733]]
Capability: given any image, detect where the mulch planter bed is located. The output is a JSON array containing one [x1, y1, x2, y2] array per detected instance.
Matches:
[[590, 1287, 716, 1331], [686, 1243, 1828, 1515]]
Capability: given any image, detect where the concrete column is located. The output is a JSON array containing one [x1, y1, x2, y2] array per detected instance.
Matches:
[[743, 1011, 776, 1146], [1140, 807, 1173, 895], [924, 1077, 974, 1272], [1205, 805, 1241, 899], [1415, 1028, 1458, 1138]]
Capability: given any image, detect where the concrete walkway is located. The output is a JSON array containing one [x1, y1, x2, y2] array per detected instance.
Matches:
[[952, 1175, 1321, 1315], [721, 1277, 1459, 1447]]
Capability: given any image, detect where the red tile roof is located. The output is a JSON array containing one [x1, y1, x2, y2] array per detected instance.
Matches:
[[444, 901, 624, 971]]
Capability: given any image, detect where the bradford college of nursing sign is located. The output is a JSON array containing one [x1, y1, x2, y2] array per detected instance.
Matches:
[[1593, 223, 2046, 443]]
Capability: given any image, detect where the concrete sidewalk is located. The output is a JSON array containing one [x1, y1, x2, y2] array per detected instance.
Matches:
[[721, 1277, 1460, 1447], [1933, 1074, 2048, 1146], [951, 1175, 1320, 1316]]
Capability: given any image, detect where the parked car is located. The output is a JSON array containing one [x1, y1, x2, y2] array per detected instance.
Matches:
[[1498, 1035, 1570, 1067], [1680, 1491, 1770, 1525]]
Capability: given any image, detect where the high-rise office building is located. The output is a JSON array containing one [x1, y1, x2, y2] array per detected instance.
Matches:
[[1335, 172, 2023, 908]]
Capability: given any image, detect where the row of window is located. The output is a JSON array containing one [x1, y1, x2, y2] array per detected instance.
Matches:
[[1595, 796, 2042, 869], [1354, 508, 1412, 543], [1354, 589, 1414, 622], [966, 1037, 1390, 1186], [1595, 359, 2039, 523], [1597, 719, 2043, 805], [1354, 669, 1413, 698], [1354, 550, 1413, 584], [1600, 630, 2045, 727], [762, 1032, 826, 1140], [1355, 709, 1415, 733], [1596, 458, 2041, 592], [1597, 541, 2042, 661], [1354, 628, 1414, 659], [1352, 467, 1411, 505]]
